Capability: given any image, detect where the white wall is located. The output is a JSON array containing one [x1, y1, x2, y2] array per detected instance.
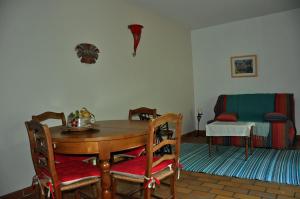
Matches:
[[0, 0, 194, 195], [192, 9, 300, 131]]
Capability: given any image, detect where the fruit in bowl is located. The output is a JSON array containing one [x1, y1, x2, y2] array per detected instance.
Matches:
[[67, 107, 95, 128]]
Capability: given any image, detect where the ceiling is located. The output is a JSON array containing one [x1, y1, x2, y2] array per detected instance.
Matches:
[[127, 0, 300, 30]]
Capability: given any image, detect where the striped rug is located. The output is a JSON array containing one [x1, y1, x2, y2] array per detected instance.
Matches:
[[180, 143, 300, 185]]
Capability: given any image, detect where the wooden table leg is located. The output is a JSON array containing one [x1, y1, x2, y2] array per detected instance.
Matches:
[[99, 157, 112, 199]]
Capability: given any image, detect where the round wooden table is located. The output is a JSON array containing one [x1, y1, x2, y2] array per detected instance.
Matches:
[[50, 120, 148, 199]]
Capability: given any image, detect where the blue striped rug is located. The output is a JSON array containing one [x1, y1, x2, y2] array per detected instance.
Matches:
[[180, 143, 300, 185]]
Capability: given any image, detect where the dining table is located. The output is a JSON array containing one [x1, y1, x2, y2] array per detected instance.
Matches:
[[50, 120, 149, 199]]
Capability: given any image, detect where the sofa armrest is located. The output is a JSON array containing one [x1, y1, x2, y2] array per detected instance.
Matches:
[[264, 112, 288, 122]]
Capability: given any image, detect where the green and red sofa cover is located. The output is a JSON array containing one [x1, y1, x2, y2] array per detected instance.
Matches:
[[211, 93, 296, 149]]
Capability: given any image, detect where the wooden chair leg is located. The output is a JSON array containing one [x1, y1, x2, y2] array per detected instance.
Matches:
[[39, 187, 46, 199], [75, 189, 81, 199], [139, 183, 143, 197], [170, 174, 176, 199], [144, 187, 151, 199], [54, 188, 62, 199]]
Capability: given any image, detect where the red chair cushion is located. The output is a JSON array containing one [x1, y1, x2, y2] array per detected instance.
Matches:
[[117, 147, 145, 158], [111, 155, 173, 178], [216, 112, 237, 121], [42, 161, 101, 185], [54, 154, 95, 163]]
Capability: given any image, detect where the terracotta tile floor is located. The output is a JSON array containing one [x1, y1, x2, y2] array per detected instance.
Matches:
[[66, 132, 300, 198]]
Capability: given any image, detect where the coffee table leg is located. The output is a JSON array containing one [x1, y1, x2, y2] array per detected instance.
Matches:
[[245, 137, 248, 161], [209, 136, 211, 157], [250, 127, 254, 155]]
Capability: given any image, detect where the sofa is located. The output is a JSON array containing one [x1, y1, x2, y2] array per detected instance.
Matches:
[[210, 93, 296, 149]]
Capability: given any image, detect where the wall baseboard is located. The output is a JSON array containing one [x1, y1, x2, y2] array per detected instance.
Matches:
[[0, 186, 37, 199]]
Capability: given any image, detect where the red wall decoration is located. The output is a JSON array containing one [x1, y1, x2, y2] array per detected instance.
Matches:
[[128, 24, 143, 57]]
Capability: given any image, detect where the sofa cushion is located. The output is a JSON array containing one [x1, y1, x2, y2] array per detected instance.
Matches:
[[265, 112, 288, 122], [216, 113, 237, 121]]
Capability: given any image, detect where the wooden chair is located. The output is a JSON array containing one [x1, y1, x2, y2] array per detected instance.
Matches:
[[25, 120, 101, 199], [32, 111, 96, 164], [115, 107, 158, 159], [111, 113, 183, 199], [123, 107, 174, 157], [155, 114, 174, 155], [128, 107, 157, 121], [32, 111, 67, 126], [129, 108, 174, 155]]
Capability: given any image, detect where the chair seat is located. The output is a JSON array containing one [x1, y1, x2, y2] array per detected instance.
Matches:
[[111, 155, 174, 179], [42, 161, 101, 185], [116, 146, 145, 158], [54, 154, 95, 164]]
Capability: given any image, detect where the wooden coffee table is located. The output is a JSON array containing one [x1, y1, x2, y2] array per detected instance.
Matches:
[[206, 121, 255, 160]]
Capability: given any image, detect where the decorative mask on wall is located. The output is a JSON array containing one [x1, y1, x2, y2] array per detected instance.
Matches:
[[128, 24, 143, 57], [75, 43, 100, 64]]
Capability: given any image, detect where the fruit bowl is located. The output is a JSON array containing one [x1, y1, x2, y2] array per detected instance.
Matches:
[[67, 107, 95, 129]]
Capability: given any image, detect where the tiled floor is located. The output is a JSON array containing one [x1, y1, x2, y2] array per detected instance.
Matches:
[[176, 170, 300, 199], [43, 132, 300, 198]]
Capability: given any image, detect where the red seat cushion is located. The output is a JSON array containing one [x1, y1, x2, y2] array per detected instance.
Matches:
[[111, 155, 173, 178], [54, 154, 95, 163], [117, 147, 145, 158], [42, 161, 101, 185]]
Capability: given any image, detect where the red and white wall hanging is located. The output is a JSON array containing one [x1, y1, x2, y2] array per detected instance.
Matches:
[[128, 24, 143, 57]]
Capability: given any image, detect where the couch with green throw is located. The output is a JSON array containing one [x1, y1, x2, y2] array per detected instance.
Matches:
[[210, 93, 296, 149]]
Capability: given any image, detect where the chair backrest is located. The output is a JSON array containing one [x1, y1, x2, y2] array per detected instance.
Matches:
[[145, 113, 183, 178], [128, 107, 157, 121], [25, 120, 59, 187], [32, 111, 67, 126]]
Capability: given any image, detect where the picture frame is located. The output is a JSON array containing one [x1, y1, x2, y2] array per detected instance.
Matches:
[[230, 54, 257, 77]]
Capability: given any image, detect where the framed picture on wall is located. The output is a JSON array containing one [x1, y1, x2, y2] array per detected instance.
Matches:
[[231, 54, 257, 77]]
